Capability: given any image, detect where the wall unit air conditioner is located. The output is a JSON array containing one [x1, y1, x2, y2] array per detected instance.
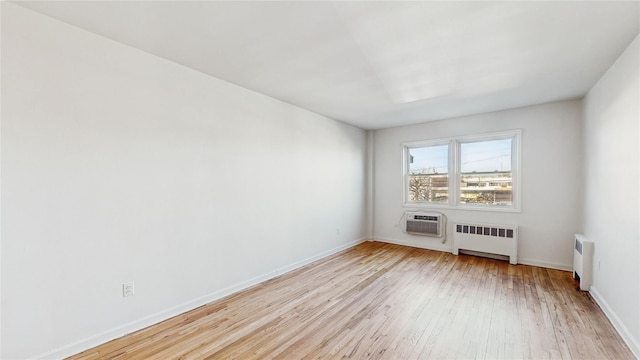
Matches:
[[573, 234, 594, 291], [405, 212, 443, 237]]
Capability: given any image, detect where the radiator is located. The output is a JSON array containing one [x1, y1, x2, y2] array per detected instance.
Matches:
[[573, 234, 594, 291], [453, 223, 518, 264]]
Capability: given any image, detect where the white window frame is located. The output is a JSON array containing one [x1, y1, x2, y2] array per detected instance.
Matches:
[[402, 130, 521, 212], [402, 138, 453, 207]]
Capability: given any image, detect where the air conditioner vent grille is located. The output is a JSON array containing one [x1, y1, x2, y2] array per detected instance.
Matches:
[[407, 220, 439, 235], [404, 212, 443, 237]]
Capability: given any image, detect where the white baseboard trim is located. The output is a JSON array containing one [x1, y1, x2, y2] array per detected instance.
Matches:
[[590, 286, 640, 359], [375, 237, 574, 272], [33, 238, 366, 360], [374, 237, 451, 253], [517, 257, 573, 272]]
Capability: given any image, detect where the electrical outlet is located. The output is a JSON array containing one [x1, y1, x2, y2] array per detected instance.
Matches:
[[336, 228, 340, 235], [123, 282, 135, 297]]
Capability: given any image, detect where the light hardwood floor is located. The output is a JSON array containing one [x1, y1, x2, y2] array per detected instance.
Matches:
[[68, 242, 633, 359]]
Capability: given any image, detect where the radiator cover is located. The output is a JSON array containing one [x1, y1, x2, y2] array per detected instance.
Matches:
[[453, 223, 518, 264], [573, 234, 594, 291]]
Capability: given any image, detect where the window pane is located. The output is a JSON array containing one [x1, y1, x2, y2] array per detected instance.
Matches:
[[408, 145, 448, 202], [460, 139, 512, 205]]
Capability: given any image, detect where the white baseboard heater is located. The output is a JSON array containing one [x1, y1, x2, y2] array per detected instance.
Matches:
[[453, 222, 518, 264], [573, 234, 594, 291]]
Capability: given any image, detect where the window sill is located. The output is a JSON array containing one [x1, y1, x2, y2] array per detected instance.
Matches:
[[402, 202, 521, 213]]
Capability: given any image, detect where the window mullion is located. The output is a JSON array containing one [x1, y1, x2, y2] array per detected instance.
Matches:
[[449, 140, 460, 206]]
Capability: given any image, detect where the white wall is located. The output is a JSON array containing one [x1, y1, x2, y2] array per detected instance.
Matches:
[[373, 100, 583, 270], [583, 34, 639, 357], [1, 4, 367, 359]]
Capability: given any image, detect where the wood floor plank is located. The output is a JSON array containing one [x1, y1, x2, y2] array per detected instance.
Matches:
[[67, 242, 634, 360]]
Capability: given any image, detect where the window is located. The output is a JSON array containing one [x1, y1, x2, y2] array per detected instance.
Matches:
[[407, 144, 449, 203], [403, 130, 521, 211], [460, 138, 512, 206]]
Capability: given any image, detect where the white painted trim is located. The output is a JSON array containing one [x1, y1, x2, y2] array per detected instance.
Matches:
[[400, 202, 522, 213], [0, 4, 4, 356], [376, 238, 573, 272], [517, 258, 573, 272], [366, 130, 375, 239], [374, 237, 452, 253], [590, 286, 640, 359], [33, 238, 366, 360]]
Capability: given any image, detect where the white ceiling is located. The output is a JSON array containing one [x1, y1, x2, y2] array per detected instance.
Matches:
[[13, 1, 640, 129]]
